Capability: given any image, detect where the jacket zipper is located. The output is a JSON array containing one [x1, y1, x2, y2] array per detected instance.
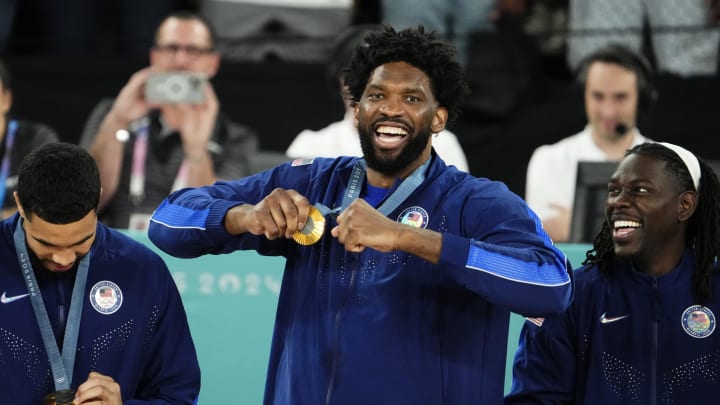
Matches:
[[325, 254, 360, 405], [57, 278, 66, 350], [651, 277, 659, 405]]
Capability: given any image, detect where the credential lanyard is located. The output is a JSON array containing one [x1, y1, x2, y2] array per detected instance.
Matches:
[[320, 156, 432, 216], [0, 120, 19, 206], [129, 117, 188, 206], [13, 220, 91, 391]]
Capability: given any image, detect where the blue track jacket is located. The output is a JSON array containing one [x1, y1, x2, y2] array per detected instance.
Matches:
[[0, 214, 200, 404], [507, 250, 720, 404], [150, 153, 571, 404]]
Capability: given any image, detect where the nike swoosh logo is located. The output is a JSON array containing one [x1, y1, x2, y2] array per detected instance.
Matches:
[[1, 292, 30, 304], [600, 312, 629, 324]]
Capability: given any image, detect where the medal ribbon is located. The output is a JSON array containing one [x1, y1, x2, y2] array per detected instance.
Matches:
[[13, 220, 91, 391], [295, 157, 432, 244], [318, 155, 432, 216]]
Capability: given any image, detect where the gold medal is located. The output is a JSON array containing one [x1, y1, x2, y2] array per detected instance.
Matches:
[[292, 206, 326, 245], [44, 389, 75, 405]]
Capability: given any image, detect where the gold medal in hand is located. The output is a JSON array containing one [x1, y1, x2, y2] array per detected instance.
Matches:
[[292, 205, 326, 245]]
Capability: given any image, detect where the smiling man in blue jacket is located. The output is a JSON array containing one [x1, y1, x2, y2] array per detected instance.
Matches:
[[149, 25, 572, 404], [507, 142, 720, 404]]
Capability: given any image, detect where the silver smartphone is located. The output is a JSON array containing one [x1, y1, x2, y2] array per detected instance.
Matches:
[[145, 71, 207, 104]]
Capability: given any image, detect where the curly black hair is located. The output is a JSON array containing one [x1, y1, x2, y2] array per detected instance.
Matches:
[[17, 142, 100, 224], [584, 142, 720, 305], [343, 25, 469, 128]]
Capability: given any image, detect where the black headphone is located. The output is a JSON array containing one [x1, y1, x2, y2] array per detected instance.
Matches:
[[575, 44, 657, 111]]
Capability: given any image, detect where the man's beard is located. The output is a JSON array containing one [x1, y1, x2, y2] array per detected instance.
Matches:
[[358, 123, 433, 177]]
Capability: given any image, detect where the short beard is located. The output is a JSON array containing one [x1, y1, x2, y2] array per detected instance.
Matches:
[[358, 124, 433, 177]]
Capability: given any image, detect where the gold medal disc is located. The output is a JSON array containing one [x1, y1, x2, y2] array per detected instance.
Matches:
[[292, 206, 326, 245], [45, 389, 76, 405]]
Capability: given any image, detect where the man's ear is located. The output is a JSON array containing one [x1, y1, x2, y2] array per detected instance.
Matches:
[[431, 107, 448, 133], [13, 191, 25, 220], [678, 191, 698, 222], [353, 104, 360, 128]]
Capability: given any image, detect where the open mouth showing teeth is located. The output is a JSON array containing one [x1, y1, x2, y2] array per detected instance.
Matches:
[[613, 220, 641, 239], [374, 125, 408, 145], [613, 220, 641, 229]]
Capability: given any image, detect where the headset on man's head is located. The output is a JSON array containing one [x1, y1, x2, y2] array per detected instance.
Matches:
[[575, 44, 657, 112]]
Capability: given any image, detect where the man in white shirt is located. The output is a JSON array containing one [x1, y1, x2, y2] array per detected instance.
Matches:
[[286, 25, 469, 172], [525, 44, 653, 242]]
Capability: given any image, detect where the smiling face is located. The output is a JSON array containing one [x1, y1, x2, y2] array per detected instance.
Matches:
[[355, 61, 447, 182], [605, 153, 696, 274], [19, 209, 97, 273]]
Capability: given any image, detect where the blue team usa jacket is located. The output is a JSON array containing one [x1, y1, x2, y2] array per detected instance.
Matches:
[[0, 214, 200, 404], [507, 250, 720, 405], [149, 153, 572, 404]]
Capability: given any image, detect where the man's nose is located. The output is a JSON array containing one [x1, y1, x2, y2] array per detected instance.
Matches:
[[172, 49, 193, 68], [599, 100, 618, 118], [379, 98, 402, 116], [608, 188, 631, 208], [52, 249, 75, 266]]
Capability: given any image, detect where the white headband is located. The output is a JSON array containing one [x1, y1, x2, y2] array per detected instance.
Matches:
[[658, 142, 701, 191]]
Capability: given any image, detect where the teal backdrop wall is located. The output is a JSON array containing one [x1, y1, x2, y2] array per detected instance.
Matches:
[[128, 231, 589, 404]]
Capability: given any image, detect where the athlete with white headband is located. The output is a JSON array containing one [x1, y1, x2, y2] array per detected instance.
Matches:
[[508, 141, 720, 404], [659, 141, 701, 191]]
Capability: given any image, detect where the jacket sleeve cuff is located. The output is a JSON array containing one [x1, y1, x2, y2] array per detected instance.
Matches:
[[205, 200, 244, 241], [438, 232, 471, 268]]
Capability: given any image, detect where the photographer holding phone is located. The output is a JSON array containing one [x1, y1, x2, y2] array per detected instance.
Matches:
[[79, 11, 259, 230]]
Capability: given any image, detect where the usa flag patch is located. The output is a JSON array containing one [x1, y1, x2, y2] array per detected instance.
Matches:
[[291, 158, 314, 166], [526, 317, 544, 327], [90, 281, 123, 315], [397, 206, 429, 229]]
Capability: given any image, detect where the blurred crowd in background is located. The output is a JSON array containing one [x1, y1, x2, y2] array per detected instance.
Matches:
[[0, 0, 718, 199]]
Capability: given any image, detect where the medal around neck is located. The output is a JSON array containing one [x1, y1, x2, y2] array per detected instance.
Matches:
[[292, 206, 326, 245]]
